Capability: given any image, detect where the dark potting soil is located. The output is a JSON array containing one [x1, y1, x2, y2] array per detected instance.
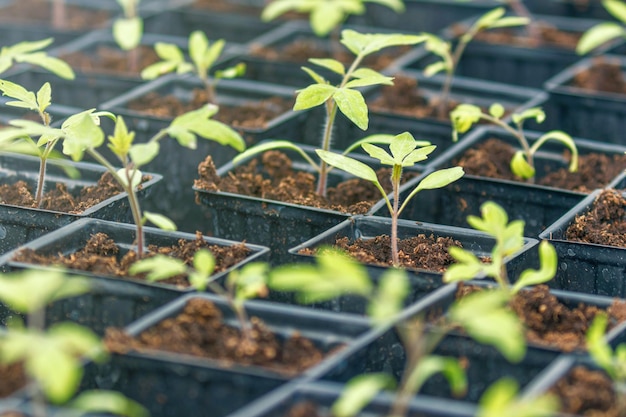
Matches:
[[0, 362, 27, 399], [565, 188, 626, 247], [12, 231, 250, 288], [192, 0, 262, 14], [0, 0, 110, 30], [456, 283, 626, 352], [104, 297, 325, 376], [573, 57, 626, 95], [195, 150, 405, 214], [127, 89, 293, 130], [300, 234, 463, 272], [0, 172, 141, 214], [550, 365, 622, 417], [455, 137, 626, 192], [60, 46, 160, 76], [284, 402, 321, 417], [451, 21, 582, 50]]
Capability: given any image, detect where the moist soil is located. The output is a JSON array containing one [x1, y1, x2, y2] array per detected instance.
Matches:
[[565, 188, 626, 247], [12, 231, 251, 288], [195, 150, 408, 215], [0, 363, 27, 399], [60, 46, 160, 77], [454, 137, 626, 192], [550, 365, 622, 417], [300, 234, 463, 272], [0, 0, 110, 30], [572, 57, 626, 95], [127, 89, 293, 130], [456, 283, 626, 352], [0, 171, 137, 214], [104, 297, 325, 376]]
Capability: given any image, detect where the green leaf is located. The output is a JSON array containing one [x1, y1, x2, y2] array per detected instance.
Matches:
[[202, 38, 225, 72], [301, 66, 327, 84], [214, 62, 246, 80], [310, 1, 347, 36], [368, 268, 409, 324], [168, 105, 245, 151], [107, 116, 134, 158], [473, 7, 506, 30], [229, 262, 270, 302], [113, 16, 143, 50], [531, 130, 578, 174], [489, 103, 505, 119], [340, 29, 427, 57], [423, 61, 448, 77], [154, 42, 184, 62], [115, 167, 142, 189], [401, 145, 437, 166], [70, 390, 149, 417], [487, 16, 530, 29], [62, 110, 105, 161], [261, 0, 302, 21], [129, 254, 186, 281], [345, 68, 394, 88], [309, 58, 345, 75], [606, 0, 626, 24], [16, 53, 75, 80], [29, 343, 82, 403], [294, 84, 337, 111], [361, 143, 395, 166], [189, 30, 209, 67], [511, 241, 557, 294], [143, 211, 177, 231], [367, 0, 404, 12], [0, 79, 38, 109], [36, 82, 52, 113], [406, 356, 467, 397], [512, 107, 545, 126], [510, 151, 535, 179], [333, 87, 368, 130], [414, 167, 465, 191], [586, 313, 615, 378], [129, 142, 159, 167], [478, 378, 560, 417], [316, 149, 379, 182], [193, 249, 216, 277], [331, 373, 396, 417], [577, 22, 626, 54], [450, 103, 483, 136], [140, 60, 180, 80]]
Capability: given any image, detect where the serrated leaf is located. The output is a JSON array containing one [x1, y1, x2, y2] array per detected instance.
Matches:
[[0, 80, 38, 109], [294, 84, 337, 111], [361, 143, 395, 165], [36, 82, 51, 113]]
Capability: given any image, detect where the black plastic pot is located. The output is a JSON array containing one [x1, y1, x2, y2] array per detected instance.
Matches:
[[539, 186, 626, 298], [283, 215, 537, 315], [226, 381, 477, 417], [322, 282, 626, 403], [0, 152, 161, 257], [527, 0, 611, 19], [393, 14, 614, 89], [81, 292, 373, 417], [100, 73, 306, 234], [385, 126, 626, 238], [542, 55, 626, 145], [0, 217, 269, 334]]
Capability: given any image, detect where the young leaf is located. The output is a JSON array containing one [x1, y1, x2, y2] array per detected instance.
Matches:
[[511, 241, 556, 294], [70, 390, 149, 417], [331, 373, 396, 417], [405, 355, 467, 398], [510, 151, 535, 179], [143, 211, 177, 231], [606, 0, 626, 24], [193, 249, 216, 277], [333, 87, 368, 130], [294, 84, 338, 111], [129, 142, 159, 167], [168, 105, 245, 151], [367, 268, 409, 324], [316, 149, 379, 182], [113, 17, 143, 50], [129, 255, 187, 282], [477, 378, 560, 417], [577, 22, 626, 54], [309, 58, 346, 75]]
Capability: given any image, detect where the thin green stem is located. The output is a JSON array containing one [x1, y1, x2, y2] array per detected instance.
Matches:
[[34, 111, 53, 208], [391, 165, 402, 267], [478, 113, 533, 170], [28, 307, 46, 417]]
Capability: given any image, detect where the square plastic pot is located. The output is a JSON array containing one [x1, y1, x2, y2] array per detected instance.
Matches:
[[0, 217, 270, 334], [543, 55, 626, 145], [80, 292, 373, 417], [539, 186, 626, 298], [393, 14, 615, 89], [284, 215, 538, 315], [385, 126, 626, 238]]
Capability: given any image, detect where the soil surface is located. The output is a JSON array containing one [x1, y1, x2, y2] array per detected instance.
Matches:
[[12, 231, 250, 288], [550, 365, 622, 417], [284, 402, 321, 417], [300, 234, 463, 272], [127, 89, 293, 130], [195, 151, 408, 215], [0, 172, 137, 214], [104, 297, 325, 375], [573, 57, 626, 95], [456, 283, 626, 352], [451, 21, 581, 49], [0, 0, 110, 30], [61, 46, 160, 77], [0, 363, 27, 399], [192, 0, 264, 14], [455, 137, 626, 192], [566, 188, 626, 247]]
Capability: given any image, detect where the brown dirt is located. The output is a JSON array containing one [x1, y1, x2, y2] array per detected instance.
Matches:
[[60, 46, 160, 77], [456, 283, 626, 352], [565, 189, 626, 247], [0, 0, 110, 29], [300, 234, 463, 272], [0, 172, 143, 214], [194, 151, 410, 215], [455, 137, 626, 192], [0, 363, 27, 399], [573, 57, 626, 95], [127, 89, 293, 130], [12, 231, 250, 288], [192, 0, 264, 14], [550, 365, 622, 417], [104, 297, 325, 376], [451, 22, 582, 50], [284, 402, 320, 417]]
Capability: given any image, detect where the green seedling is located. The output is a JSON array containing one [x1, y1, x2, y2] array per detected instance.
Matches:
[[261, 0, 405, 37], [233, 29, 426, 197], [443, 201, 557, 296], [477, 377, 559, 417], [0, 269, 147, 417], [113, 0, 143, 73], [419, 7, 528, 119], [450, 103, 578, 181], [141, 30, 245, 104], [577, 0, 626, 54], [270, 249, 526, 417], [128, 249, 269, 347], [316, 131, 464, 267], [0, 38, 75, 79], [587, 312, 626, 411]]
